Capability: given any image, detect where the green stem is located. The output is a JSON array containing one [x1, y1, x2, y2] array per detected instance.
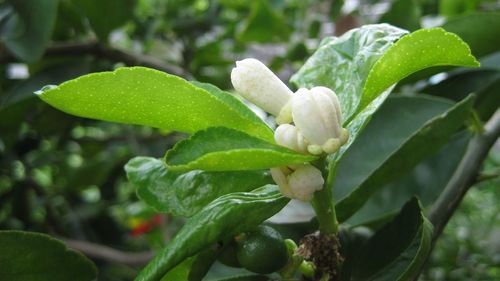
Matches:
[[311, 157, 339, 234], [299, 260, 315, 279]]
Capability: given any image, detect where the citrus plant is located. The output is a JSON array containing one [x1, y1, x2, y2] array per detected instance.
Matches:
[[0, 0, 500, 281], [2, 20, 499, 281]]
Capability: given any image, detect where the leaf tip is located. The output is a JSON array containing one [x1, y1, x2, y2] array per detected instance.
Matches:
[[34, 84, 58, 96]]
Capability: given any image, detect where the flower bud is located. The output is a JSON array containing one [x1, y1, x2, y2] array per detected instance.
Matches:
[[231, 58, 293, 116], [291, 87, 349, 155], [274, 124, 308, 154], [271, 164, 324, 201]]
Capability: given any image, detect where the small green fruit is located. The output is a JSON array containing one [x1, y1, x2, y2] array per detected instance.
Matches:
[[236, 225, 288, 274]]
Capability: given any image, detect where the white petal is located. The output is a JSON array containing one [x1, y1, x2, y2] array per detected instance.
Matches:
[[291, 89, 330, 145], [231, 58, 293, 116], [271, 167, 293, 198], [292, 87, 344, 148], [288, 164, 324, 201], [311, 88, 342, 139], [274, 124, 308, 153], [312, 86, 343, 125]]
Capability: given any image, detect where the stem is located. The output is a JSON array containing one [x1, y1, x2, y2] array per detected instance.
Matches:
[[311, 157, 339, 234], [0, 42, 191, 78], [428, 110, 500, 240], [412, 110, 500, 280], [59, 237, 153, 266]]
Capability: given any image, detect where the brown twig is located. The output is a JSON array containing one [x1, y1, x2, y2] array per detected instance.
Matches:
[[60, 237, 154, 266], [0, 42, 191, 79]]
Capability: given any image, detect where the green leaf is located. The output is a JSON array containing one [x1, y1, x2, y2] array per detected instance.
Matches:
[[125, 157, 273, 217], [136, 185, 289, 281], [190, 81, 266, 126], [330, 0, 344, 19], [343, 198, 433, 281], [361, 28, 479, 116], [379, 0, 421, 31], [211, 276, 269, 281], [291, 24, 409, 123], [346, 132, 471, 227], [237, 0, 290, 43], [0, 230, 97, 281], [35, 67, 273, 141], [74, 0, 136, 40], [161, 257, 196, 281], [439, 0, 480, 17], [161, 248, 220, 281], [398, 13, 500, 85], [187, 248, 221, 281], [335, 94, 475, 222], [442, 12, 500, 58], [164, 127, 316, 172], [2, 0, 59, 62], [473, 78, 500, 121]]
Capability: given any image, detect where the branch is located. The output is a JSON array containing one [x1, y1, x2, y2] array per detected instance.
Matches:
[[428, 110, 500, 240], [411, 110, 500, 280], [60, 237, 154, 266], [0, 42, 191, 79]]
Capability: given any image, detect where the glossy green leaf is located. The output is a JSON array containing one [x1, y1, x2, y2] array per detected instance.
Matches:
[[335, 94, 475, 222], [190, 81, 265, 126], [125, 157, 273, 216], [188, 248, 222, 281], [164, 127, 316, 172], [136, 185, 289, 281], [237, 0, 290, 43], [344, 198, 433, 281], [399, 13, 500, 85], [291, 24, 408, 122], [161, 248, 220, 281], [379, 0, 421, 31], [0, 230, 97, 281], [36, 67, 273, 141], [442, 12, 500, 58], [74, 0, 136, 40], [2, 0, 59, 62], [346, 132, 471, 227], [161, 257, 196, 281], [361, 28, 479, 115]]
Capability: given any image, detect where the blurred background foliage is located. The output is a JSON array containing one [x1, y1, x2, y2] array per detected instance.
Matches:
[[0, 0, 499, 280]]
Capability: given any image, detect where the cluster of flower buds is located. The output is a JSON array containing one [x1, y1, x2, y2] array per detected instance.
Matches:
[[231, 58, 349, 201]]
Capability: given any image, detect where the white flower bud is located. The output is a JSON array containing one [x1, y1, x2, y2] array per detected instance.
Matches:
[[270, 166, 293, 198], [231, 58, 293, 116], [271, 164, 324, 201], [291, 87, 349, 155], [274, 124, 308, 154]]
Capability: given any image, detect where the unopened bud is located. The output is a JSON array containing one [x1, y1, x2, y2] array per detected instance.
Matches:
[[274, 124, 308, 154], [291, 87, 349, 155], [231, 58, 293, 116], [271, 164, 324, 201]]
